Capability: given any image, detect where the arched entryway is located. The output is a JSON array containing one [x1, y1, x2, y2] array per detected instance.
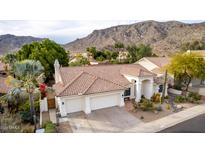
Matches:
[[141, 79, 153, 99]]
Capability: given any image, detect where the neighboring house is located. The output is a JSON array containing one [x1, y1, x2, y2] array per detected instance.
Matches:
[[138, 56, 205, 88], [0, 77, 12, 96], [0, 62, 7, 77], [137, 57, 173, 92], [186, 50, 205, 86], [137, 57, 170, 77], [187, 50, 205, 57], [53, 59, 167, 116], [0, 61, 12, 96], [117, 51, 129, 62]]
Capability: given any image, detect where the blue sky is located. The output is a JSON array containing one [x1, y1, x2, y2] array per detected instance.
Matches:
[[0, 20, 203, 44]]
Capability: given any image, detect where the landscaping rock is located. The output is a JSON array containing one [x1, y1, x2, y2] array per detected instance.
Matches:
[[177, 105, 183, 109], [154, 110, 159, 114]]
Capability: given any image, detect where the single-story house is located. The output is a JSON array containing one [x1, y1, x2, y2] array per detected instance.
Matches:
[[0, 62, 7, 77], [137, 56, 205, 88], [0, 62, 11, 96], [187, 50, 205, 57], [53, 58, 168, 116], [0, 77, 12, 96]]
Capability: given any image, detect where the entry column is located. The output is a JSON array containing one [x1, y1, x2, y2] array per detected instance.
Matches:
[[84, 96, 91, 114], [135, 81, 142, 102]]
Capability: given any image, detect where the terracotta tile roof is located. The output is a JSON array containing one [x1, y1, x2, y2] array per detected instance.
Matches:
[[0, 77, 12, 94], [54, 64, 155, 97], [85, 78, 124, 95], [151, 67, 163, 75], [59, 65, 131, 87], [54, 70, 126, 97], [144, 57, 170, 68], [120, 64, 155, 77]]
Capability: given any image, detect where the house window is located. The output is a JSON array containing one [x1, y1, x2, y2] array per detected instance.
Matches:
[[159, 85, 163, 93], [124, 88, 131, 97]]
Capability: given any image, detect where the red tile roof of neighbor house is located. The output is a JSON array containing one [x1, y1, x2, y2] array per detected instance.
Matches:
[[0, 77, 12, 94], [144, 57, 171, 68], [187, 50, 205, 57], [54, 64, 155, 97]]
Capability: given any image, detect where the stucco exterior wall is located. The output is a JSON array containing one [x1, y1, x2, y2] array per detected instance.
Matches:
[[123, 74, 154, 102], [56, 90, 124, 116]]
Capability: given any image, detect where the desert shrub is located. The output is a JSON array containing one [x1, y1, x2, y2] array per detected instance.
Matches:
[[96, 55, 105, 61], [110, 59, 120, 64], [164, 95, 169, 99], [132, 102, 138, 110], [141, 95, 145, 100], [155, 105, 163, 111], [174, 95, 185, 103], [166, 104, 171, 110], [43, 121, 56, 133], [151, 93, 161, 103], [139, 98, 154, 111], [22, 126, 35, 133], [19, 100, 40, 113], [188, 92, 201, 102], [20, 111, 33, 123]]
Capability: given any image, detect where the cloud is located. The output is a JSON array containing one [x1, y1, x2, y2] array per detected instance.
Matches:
[[0, 20, 137, 44]]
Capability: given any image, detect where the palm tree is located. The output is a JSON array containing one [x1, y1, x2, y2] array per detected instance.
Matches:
[[0, 77, 22, 113], [13, 60, 44, 130], [7, 87, 22, 113]]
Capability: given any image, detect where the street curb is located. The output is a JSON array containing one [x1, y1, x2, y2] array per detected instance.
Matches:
[[124, 104, 205, 133], [155, 108, 205, 132]]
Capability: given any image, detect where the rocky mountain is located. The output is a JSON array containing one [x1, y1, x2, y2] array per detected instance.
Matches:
[[0, 34, 43, 55], [64, 21, 205, 56]]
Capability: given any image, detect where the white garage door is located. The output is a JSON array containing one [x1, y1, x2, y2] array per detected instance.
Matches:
[[90, 93, 119, 110], [65, 98, 83, 113]]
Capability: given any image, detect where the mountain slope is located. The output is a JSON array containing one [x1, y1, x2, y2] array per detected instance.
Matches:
[[64, 21, 205, 56], [0, 34, 43, 55]]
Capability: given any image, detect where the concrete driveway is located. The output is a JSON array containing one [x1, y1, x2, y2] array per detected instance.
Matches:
[[60, 107, 143, 133]]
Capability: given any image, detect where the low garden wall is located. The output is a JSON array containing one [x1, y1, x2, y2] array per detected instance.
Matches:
[[40, 97, 48, 112], [168, 88, 182, 95]]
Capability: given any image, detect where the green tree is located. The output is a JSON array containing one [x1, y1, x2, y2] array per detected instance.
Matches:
[[1, 86, 22, 113], [114, 42, 124, 50], [1, 53, 17, 66], [1, 53, 17, 73], [127, 44, 153, 63], [195, 57, 205, 84], [181, 41, 205, 51], [86, 47, 97, 58], [14, 60, 44, 130], [111, 52, 119, 60], [16, 39, 69, 79], [166, 53, 205, 92], [69, 54, 90, 66], [104, 50, 112, 60], [126, 45, 138, 63]]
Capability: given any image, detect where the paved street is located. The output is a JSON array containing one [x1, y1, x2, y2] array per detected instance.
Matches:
[[159, 113, 205, 133]]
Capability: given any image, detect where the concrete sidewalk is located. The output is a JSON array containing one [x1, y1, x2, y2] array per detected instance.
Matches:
[[124, 104, 205, 133]]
